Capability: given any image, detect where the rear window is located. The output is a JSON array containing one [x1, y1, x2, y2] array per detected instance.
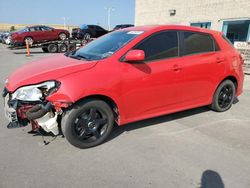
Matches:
[[183, 31, 218, 55]]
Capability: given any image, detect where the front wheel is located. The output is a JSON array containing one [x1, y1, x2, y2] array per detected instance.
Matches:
[[59, 33, 67, 40], [210, 80, 236, 112], [62, 100, 114, 149]]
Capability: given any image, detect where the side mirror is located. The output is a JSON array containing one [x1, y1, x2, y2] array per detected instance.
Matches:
[[124, 50, 145, 62]]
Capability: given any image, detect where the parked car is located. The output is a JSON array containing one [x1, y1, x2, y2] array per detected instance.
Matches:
[[0, 33, 4, 43], [0, 32, 10, 44], [3, 25, 244, 149], [5, 35, 11, 45], [71, 24, 108, 40], [10, 25, 70, 45], [113, 24, 134, 30]]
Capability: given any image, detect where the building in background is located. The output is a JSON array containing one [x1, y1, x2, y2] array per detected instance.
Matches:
[[135, 0, 250, 43]]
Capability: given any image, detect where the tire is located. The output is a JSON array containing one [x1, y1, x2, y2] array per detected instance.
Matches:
[[210, 80, 236, 112], [59, 32, 67, 40], [83, 33, 91, 40], [24, 36, 33, 45], [68, 44, 76, 52], [47, 43, 58, 53], [58, 44, 67, 53], [62, 100, 114, 149], [42, 47, 49, 53]]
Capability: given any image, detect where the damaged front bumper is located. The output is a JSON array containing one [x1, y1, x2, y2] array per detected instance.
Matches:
[[3, 88, 60, 135]]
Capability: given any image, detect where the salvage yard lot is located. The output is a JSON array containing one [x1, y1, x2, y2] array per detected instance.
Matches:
[[0, 43, 250, 188]]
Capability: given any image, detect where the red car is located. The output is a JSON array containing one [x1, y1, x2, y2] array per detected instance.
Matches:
[[3, 25, 244, 148], [11, 25, 70, 45]]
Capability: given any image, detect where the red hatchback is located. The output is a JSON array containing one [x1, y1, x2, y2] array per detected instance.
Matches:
[[11, 25, 70, 45], [3, 25, 244, 148]]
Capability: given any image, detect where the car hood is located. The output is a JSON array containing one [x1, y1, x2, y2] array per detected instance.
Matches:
[[6, 54, 98, 92]]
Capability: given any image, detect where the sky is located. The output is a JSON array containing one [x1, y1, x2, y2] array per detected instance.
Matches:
[[0, 0, 135, 29]]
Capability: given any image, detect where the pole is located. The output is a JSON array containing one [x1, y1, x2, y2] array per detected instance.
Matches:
[[105, 7, 114, 31]]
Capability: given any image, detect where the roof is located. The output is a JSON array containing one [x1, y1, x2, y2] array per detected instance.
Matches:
[[123, 25, 222, 35]]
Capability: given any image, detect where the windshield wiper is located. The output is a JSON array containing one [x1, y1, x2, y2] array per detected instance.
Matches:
[[66, 53, 90, 61]]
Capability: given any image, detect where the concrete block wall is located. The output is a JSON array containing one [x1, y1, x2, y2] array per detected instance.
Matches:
[[135, 0, 250, 31]]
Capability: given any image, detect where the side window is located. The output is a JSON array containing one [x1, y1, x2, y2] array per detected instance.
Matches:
[[183, 31, 216, 55], [134, 31, 179, 61], [34, 26, 41, 31], [41, 26, 52, 31], [29, 27, 35, 32]]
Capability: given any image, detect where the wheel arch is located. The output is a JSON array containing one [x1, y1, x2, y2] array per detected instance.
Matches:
[[23, 36, 33, 42], [74, 94, 120, 124], [212, 75, 238, 99], [220, 75, 238, 92]]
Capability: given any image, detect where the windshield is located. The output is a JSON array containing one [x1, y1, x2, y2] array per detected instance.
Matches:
[[66, 30, 144, 61]]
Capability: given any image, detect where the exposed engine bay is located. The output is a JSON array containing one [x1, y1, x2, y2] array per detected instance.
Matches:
[[2, 81, 67, 136]]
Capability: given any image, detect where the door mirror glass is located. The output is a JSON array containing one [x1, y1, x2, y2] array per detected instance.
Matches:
[[124, 50, 145, 62]]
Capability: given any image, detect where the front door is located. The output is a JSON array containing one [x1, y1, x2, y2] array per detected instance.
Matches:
[[120, 31, 185, 122]]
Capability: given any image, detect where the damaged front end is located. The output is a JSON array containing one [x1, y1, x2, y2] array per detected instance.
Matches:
[[2, 81, 65, 135]]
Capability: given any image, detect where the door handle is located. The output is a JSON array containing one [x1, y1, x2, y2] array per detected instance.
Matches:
[[173, 64, 182, 71]]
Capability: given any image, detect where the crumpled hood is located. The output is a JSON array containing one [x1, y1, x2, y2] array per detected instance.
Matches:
[[6, 54, 98, 92]]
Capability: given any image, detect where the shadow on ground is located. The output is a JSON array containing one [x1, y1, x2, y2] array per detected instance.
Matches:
[[200, 170, 224, 188], [107, 106, 210, 142]]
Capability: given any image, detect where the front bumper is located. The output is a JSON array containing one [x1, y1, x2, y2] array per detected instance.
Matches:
[[2, 88, 59, 135]]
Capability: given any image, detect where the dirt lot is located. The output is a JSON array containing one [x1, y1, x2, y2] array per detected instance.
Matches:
[[0, 44, 250, 188]]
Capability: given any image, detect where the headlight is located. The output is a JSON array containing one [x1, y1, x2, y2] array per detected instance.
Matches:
[[11, 81, 60, 101]]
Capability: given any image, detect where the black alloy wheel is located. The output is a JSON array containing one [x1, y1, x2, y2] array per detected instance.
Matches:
[[218, 85, 234, 109], [62, 100, 114, 149], [210, 80, 236, 112], [73, 107, 108, 141]]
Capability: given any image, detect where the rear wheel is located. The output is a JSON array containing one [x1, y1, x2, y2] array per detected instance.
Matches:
[[62, 100, 114, 149], [210, 80, 236, 112], [58, 44, 67, 53], [47, 43, 58, 53], [68, 44, 76, 52]]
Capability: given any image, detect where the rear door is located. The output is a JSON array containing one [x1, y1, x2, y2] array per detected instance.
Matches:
[[29, 26, 42, 41], [120, 30, 186, 121], [40, 26, 56, 41], [179, 31, 226, 104]]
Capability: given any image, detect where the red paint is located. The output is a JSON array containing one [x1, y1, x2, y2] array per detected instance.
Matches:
[[124, 50, 145, 62], [11, 26, 70, 44], [6, 25, 244, 126]]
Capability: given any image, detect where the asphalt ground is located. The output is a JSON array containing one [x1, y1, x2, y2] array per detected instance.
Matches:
[[0, 43, 250, 188]]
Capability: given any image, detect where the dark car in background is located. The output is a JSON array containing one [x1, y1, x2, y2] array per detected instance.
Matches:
[[71, 24, 108, 40], [113, 24, 134, 30], [10, 25, 70, 45]]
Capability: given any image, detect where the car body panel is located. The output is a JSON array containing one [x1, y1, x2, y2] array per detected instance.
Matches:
[[4, 25, 244, 126], [10, 26, 69, 44]]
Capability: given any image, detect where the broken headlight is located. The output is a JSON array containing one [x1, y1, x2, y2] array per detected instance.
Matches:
[[11, 81, 60, 101]]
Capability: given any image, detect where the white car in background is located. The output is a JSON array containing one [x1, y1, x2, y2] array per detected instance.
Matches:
[[5, 36, 11, 45]]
